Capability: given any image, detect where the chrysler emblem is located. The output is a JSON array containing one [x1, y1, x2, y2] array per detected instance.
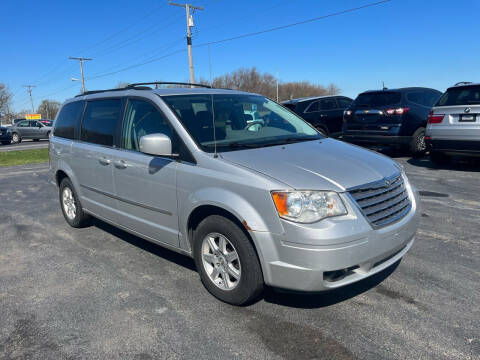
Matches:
[[465, 107, 471, 113], [385, 179, 391, 186]]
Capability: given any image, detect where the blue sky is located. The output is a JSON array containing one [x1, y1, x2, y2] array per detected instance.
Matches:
[[2, 0, 479, 112]]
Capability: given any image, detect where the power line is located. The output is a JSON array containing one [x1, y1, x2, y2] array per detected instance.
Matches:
[[84, 0, 391, 81], [196, 0, 391, 48]]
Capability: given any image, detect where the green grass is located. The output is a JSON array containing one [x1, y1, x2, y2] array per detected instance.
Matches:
[[0, 148, 49, 167]]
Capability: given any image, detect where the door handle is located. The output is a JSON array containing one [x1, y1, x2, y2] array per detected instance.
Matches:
[[98, 157, 111, 166], [320, 114, 327, 118], [114, 160, 128, 169]]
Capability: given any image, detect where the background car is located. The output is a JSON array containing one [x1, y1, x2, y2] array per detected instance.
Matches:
[[10, 119, 52, 143], [0, 126, 12, 145], [426, 82, 480, 164], [343, 87, 442, 156], [282, 95, 353, 137]]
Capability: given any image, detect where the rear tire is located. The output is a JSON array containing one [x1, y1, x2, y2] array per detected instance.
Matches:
[[59, 178, 91, 228], [410, 127, 426, 158], [11, 132, 21, 144], [430, 151, 450, 165], [193, 215, 264, 305]]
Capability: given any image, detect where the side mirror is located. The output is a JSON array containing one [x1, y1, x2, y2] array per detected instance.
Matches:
[[139, 133, 176, 157]]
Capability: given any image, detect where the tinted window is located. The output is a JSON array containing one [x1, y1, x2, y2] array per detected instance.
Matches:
[[319, 98, 337, 110], [81, 99, 122, 146], [305, 101, 319, 112], [337, 98, 352, 108], [407, 92, 426, 106], [122, 99, 176, 152], [30, 121, 40, 127], [436, 86, 480, 106], [355, 92, 402, 107], [54, 101, 85, 139]]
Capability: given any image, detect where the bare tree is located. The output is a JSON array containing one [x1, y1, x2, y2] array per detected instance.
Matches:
[[0, 83, 12, 116], [210, 67, 340, 101], [37, 100, 61, 120]]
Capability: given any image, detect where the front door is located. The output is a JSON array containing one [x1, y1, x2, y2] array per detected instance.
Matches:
[[71, 98, 124, 222], [112, 98, 179, 247]]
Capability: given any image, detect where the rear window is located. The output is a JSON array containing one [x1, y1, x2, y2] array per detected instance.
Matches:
[[355, 92, 402, 107], [436, 86, 480, 106], [54, 101, 85, 139]]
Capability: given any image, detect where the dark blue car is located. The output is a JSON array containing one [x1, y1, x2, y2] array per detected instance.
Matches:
[[342, 87, 442, 156]]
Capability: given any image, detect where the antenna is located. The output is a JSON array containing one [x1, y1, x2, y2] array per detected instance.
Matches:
[[382, 81, 387, 90], [210, 94, 218, 158]]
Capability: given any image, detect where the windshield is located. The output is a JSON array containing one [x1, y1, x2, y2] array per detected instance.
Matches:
[[354, 92, 402, 108], [161, 94, 320, 152], [436, 86, 480, 106]]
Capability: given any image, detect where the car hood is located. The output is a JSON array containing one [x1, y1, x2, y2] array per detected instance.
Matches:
[[219, 138, 399, 191]]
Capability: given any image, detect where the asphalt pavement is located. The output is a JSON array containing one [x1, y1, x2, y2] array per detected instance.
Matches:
[[0, 156, 478, 359], [0, 139, 49, 152]]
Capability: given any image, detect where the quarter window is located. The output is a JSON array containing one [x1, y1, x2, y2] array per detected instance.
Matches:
[[80, 99, 122, 146], [122, 99, 175, 152], [54, 101, 85, 139]]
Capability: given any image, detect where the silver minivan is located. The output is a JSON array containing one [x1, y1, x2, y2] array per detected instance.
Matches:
[[49, 83, 420, 305]]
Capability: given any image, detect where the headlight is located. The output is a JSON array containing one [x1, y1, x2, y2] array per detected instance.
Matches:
[[271, 191, 347, 223]]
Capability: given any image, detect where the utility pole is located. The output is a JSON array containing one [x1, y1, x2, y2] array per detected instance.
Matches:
[[169, 2, 204, 84], [69, 57, 92, 93], [23, 85, 36, 113]]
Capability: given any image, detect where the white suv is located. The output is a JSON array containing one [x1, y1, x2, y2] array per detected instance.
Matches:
[[426, 82, 480, 164]]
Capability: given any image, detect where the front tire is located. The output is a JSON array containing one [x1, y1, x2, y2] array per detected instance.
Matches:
[[59, 178, 91, 228], [410, 127, 426, 157], [193, 215, 264, 305], [11, 132, 21, 144]]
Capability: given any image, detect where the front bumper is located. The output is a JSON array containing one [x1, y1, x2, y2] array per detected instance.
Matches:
[[250, 185, 421, 292]]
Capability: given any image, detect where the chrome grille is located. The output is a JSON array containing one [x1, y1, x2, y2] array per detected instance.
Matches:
[[349, 174, 411, 228]]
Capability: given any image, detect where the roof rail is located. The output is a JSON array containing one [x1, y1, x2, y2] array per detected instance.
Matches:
[[126, 82, 211, 89], [74, 88, 127, 97], [454, 81, 473, 86]]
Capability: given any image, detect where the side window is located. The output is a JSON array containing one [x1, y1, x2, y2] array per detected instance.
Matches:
[[18, 120, 29, 127], [122, 99, 176, 152], [319, 98, 338, 110], [426, 92, 441, 107], [54, 101, 85, 139], [337, 98, 352, 108], [81, 99, 122, 147], [30, 121, 40, 127], [305, 101, 319, 113]]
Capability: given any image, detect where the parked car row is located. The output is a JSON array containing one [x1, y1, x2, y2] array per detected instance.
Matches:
[[283, 83, 479, 163], [0, 119, 52, 145]]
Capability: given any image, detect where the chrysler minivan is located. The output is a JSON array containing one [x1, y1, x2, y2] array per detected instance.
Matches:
[[49, 82, 420, 305]]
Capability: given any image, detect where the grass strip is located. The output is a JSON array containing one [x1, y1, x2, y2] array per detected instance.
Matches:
[[0, 148, 49, 167]]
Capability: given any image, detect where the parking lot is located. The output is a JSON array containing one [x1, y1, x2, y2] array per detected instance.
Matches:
[[0, 155, 478, 360]]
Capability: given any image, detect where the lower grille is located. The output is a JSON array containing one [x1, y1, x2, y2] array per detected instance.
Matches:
[[349, 174, 411, 228]]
